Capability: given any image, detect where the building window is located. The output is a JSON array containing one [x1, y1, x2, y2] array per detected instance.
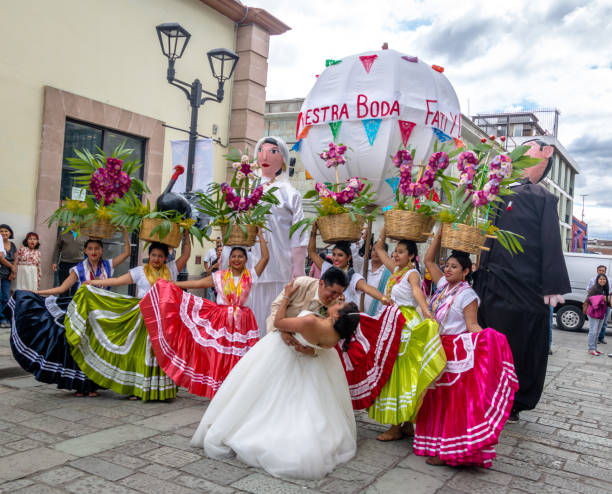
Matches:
[[59, 119, 146, 295]]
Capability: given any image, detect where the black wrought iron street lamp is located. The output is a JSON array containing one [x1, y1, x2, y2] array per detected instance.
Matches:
[[156, 23, 239, 191]]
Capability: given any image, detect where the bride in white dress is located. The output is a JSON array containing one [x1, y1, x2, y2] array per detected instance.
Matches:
[[191, 282, 361, 479]]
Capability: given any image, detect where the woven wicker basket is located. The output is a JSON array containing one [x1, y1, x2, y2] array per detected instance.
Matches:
[[81, 219, 116, 239], [440, 222, 492, 255], [317, 213, 364, 244], [139, 218, 182, 248], [221, 224, 258, 247], [384, 209, 435, 243]]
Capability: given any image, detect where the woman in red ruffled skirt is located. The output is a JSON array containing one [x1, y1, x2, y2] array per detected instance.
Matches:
[[414, 231, 519, 468], [140, 230, 269, 399]]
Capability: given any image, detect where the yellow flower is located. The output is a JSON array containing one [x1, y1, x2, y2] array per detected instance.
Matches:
[[178, 218, 196, 230], [65, 200, 87, 212], [438, 211, 457, 223], [96, 206, 112, 221]]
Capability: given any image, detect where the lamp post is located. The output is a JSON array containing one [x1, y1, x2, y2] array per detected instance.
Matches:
[[155, 23, 239, 192]]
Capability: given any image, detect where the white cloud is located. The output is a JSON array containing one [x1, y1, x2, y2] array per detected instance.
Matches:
[[250, 0, 612, 235]]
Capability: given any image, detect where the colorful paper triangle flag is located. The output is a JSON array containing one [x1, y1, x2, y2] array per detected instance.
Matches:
[[385, 177, 400, 194], [359, 54, 378, 74], [329, 121, 342, 142], [453, 137, 465, 148], [290, 139, 302, 152], [398, 120, 416, 147], [401, 55, 418, 63], [432, 128, 452, 142], [297, 125, 311, 140], [362, 118, 382, 145], [325, 59, 342, 67]]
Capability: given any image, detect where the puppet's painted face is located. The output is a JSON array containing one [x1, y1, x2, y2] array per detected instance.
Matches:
[[523, 141, 554, 184], [258, 143, 284, 178]]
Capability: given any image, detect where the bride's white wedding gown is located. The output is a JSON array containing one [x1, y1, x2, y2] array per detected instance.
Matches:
[[190, 315, 357, 479]]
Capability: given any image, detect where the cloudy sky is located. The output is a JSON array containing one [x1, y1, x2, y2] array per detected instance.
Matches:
[[250, 0, 612, 237]]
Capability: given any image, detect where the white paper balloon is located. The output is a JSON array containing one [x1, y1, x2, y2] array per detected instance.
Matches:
[[298, 49, 461, 206]]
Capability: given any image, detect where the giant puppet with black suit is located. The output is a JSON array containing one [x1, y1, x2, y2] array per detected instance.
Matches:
[[473, 139, 570, 421]]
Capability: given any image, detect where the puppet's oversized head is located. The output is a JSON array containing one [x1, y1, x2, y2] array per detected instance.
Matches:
[[256, 136, 290, 179], [523, 139, 554, 184]]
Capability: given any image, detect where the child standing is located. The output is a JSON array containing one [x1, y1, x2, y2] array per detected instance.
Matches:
[[15, 232, 41, 291]]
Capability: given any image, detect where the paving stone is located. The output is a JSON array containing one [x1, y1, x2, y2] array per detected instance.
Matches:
[[544, 474, 612, 494], [180, 457, 250, 485], [114, 439, 160, 456], [0, 430, 22, 444], [150, 432, 194, 451], [557, 429, 612, 448], [119, 472, 196, 494], [563, 460, 612, 483], [53, 424, 159, 457], [231, 473, 318, 493], [64, 474, 140, 494], [19, 416, 76, 435], [70, 457, 134, 481], [5, 438, 41, 452], [364, 466, 444, 493], [447, 474, 510, 494], [0, 479, 34, 492], [509, 476, 577, 494], [77, 415, 122, 430], [0, 375, 45, 388], [44, 407, 91, 422], [33, 466, 85, 485], [95, 451, 150, 470], [518, 440, 580, 461], [139, 445, 201, 468], [396, 454, 457, 481], [12, 484, 65, 494], [175, 474, 237, 493], [320, 478, 367, 494], [138, 464, 182, 481], [134, 406, 204, 432], [0, 447, 75, 482]]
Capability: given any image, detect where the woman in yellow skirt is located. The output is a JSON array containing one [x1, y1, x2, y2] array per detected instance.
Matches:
[[368, 229, 446, 441]]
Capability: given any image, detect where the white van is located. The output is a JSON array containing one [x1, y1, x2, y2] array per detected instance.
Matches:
[[556, 252, 612, 331]]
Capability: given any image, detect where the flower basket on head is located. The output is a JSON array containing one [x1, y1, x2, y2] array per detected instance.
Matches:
[[317, 213, 364, 243], [80, 218, 116, 240], [195, 153, 280, 245], [440, 222, 495, 255], [437, 137, 541, 255], [139, 218, 182, 248], [384, 147, 451, 242], [384, 209, 435, 243], [291, 142, 376, 243], [221, 224, 258, 246]]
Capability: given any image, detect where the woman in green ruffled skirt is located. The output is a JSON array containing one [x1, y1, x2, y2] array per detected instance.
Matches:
[[368, 231, 446, 441], [65, 237, 190, 401]]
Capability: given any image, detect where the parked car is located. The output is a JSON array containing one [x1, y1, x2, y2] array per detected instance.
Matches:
[[555, 252, 612, 331]]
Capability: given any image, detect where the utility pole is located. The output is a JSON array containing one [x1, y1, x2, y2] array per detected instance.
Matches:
[[580, 194, 588, 222]]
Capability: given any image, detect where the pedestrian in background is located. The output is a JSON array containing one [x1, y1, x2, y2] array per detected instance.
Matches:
[[586, 265, 608, 344], [0, 224, 17, 328], [52, 230, 85, 296], [15, 232, 41, 291], [583, 273, 610, 356]]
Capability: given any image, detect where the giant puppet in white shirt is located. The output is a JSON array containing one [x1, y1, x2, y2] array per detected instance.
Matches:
[[241, 136, 308, 334]]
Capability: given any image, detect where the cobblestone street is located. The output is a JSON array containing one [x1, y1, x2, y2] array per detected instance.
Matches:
[[0, 326, 610, 494]]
